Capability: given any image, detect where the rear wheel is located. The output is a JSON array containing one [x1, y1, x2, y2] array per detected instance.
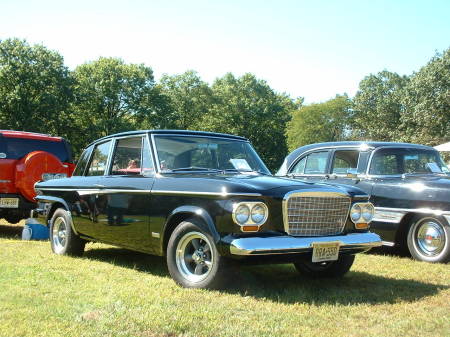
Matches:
[[50, 208, 85, 256], [407, 216, 449, 263], [294, 254, 355, 278], [166, 218, 228, 289]]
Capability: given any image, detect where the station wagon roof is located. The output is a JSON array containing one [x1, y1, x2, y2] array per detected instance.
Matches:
[[88, 130, 248, 147], [284, 141, 436, 169]]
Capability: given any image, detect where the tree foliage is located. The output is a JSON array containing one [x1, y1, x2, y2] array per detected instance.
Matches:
[[286, 95, 352, 151], [0, 38, 73, 138], [399, 49, 450, 145], [71, 57, 164, 153], [159, 71, 214, 130], [351, 70, 409, 141], [203, 73, 295, 171]]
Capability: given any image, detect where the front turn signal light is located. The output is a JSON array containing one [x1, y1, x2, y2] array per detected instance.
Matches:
[[355, 222, 369, 230]]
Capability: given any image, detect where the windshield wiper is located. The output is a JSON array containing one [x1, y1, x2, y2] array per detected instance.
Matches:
[[222, 168, 272, 176], [168, 167, 222, 172]]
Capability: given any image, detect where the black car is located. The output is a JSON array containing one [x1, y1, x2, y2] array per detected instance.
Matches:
[[277, 141, 450, 263], [33, 131, 381, 288]]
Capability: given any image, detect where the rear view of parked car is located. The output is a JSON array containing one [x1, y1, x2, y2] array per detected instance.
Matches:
[[33, 130, 381, 289], [277, 141, 450, 263], [0, 130, 74, 224]]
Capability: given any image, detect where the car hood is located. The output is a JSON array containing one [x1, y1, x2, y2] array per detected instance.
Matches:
[[154, 173, 365, 198]]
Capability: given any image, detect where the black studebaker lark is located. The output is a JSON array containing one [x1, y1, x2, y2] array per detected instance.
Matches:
[[33, 130, 381, 288]]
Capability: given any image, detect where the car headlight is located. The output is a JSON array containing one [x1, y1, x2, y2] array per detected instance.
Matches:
[[350, 202, 374, 227], [234, 204, 250, 224], [233, 202, 268, 231], [361, 203, 374, 222]]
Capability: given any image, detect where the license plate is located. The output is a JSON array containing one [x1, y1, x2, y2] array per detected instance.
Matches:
[[312, 241, 340, 263], [0, 198, 19, 208]]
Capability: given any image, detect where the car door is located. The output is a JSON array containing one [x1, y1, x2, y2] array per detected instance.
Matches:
[[328, 148, 375, 195], [71, 141, 112, 237], [289, 150, 331, 183], [92, 134, 155, 251]]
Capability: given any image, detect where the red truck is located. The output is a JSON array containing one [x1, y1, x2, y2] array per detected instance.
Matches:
[[0, 130, 75, 224]]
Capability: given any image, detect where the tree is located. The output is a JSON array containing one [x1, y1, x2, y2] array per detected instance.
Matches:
[[159, 71, 214, 130], [286, 95, 352, 151], [400, 48, 450, 145], [0, 38, 73, 138], [203, 73, 296, 171], [351, 70, 409, 141], [71, 57, 166, 153]]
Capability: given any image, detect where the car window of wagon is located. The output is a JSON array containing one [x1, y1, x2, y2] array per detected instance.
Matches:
[[153, 135, 270, 174], [369, 148, 449, 175]]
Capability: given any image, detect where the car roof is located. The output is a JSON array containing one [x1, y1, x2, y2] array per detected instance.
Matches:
[[88, 130, 249, 147], [0, 130, 62, 142], [284, 141, 436, 169]]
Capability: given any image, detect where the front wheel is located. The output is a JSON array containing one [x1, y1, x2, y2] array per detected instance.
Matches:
[[166, 219, 228, 289], [407, 216, 450, 263], [294, 254, 355, 278], [50, 208, 85, 256]]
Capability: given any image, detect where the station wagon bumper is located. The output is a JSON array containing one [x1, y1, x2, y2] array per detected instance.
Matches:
[[228, 232, 382, 256]]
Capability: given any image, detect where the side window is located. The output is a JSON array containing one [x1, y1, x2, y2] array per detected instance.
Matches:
[[304, 151, 329, 174], [73, 145, 93, 176], [370, 153, 400, 175], [87, 141, 112, 176], [291, 157, 306, 174], [111, 137, 144, 176], [332, 150, 359, 174]]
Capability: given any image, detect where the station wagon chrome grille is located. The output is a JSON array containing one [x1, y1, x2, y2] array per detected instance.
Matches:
[[283, 192, 350, 236]]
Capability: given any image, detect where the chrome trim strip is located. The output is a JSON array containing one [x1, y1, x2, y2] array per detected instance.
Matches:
[[151, 190, 262, 197], [382, 241, 395, 247], [36, 187, 262, 197], [229, 232, 382, 255], [373, 207, 450, 224], [282, 189, 351, 235]]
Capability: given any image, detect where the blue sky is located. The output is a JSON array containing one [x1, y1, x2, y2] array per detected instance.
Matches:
[[1, 0, 449, 103]]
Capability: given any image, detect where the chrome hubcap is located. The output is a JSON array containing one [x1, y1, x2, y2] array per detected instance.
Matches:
[[416, 220, 446, 256], [52, 217, 67, 253], [175, 231, 214, 283]]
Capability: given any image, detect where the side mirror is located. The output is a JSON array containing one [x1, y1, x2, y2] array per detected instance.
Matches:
[[346, 168, 358, 178]]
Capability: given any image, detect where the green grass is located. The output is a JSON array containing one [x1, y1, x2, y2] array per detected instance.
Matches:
[[1, 221, 449, 337]]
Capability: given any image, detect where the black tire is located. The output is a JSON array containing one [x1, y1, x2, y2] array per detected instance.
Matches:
[[294, 254, 355, 278], [407, 215, 450, 263], [166, 218, 228, 289], [49, 208, 85, 256]]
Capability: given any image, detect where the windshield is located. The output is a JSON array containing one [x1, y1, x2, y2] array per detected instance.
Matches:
[[153, 135, 271, 174], [369, 148, 449, 175]]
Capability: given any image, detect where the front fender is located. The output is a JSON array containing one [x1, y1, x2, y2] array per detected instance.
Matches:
[[164, 205, 220, 243]]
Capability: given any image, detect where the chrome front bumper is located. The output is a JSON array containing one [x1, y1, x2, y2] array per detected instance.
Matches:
[[229, 232, 382, 256]]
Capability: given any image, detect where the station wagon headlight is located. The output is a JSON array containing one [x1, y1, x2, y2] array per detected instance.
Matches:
[[233, 202, 268, 231]]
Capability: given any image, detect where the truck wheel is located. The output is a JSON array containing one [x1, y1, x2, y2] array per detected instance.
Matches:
[[166, 218, 228, 289], [50, 208, 85, 256], [407, 216, 449, 263], [294, 254, 355, 278]]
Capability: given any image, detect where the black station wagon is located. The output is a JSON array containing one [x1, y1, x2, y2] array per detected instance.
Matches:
[[277, 141, 450, 263], [33, 131, 381, 288]]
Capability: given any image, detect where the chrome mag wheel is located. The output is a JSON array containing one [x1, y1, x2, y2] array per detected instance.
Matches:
[[175, 231, 215, 283], [52, 216, 67, 254]]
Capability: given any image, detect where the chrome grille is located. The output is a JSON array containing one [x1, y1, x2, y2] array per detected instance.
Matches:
[[284, 193, 350, 236]]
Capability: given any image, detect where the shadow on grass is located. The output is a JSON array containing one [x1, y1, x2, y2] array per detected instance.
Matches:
[[83, 246, 448, 305], [0, 223, 23, 239]]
